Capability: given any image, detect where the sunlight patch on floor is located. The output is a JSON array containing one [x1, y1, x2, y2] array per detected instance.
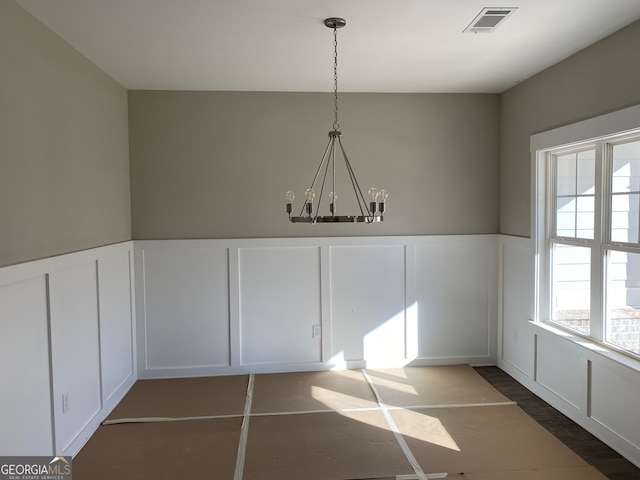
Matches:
[[310, 385, 378, 410]]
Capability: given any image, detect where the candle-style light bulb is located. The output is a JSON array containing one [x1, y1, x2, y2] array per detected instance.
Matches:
[[305, 189, 315, 215], [329, 192, 337, 215], [378, 189, 388, 214], [368, 187, 378, 214], [305, 189, 315, 202], [285, 191, 295, 214]]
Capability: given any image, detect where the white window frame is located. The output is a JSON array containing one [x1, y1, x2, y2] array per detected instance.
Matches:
[[532, 104, 640, 359]]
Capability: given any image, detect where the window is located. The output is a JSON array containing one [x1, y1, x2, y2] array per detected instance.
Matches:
[[539, 128, 640, 358]]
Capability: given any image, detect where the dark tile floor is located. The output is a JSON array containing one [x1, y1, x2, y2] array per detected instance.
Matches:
[[475, 366, 640, 480]]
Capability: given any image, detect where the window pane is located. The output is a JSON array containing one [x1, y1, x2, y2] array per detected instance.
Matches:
[[576, 196, 594, 239], [552, 244, 591, 334], [555, 195, 594, 239], [577, 150, 596, 195], [612, 142, 640, 193], [606, 250, 640, 355], [611, 141, 640, 244], [555, 150, 595, 239], [611, 193, 640, 243], [556, 153, 576, 196], [556, 197, 575, 237]]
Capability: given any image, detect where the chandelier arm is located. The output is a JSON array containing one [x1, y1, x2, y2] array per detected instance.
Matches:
[[332, 25, 340, 131], [309, 136, 334, 190], [332, 134, 336, 210], [314, 140, 335, 222], [299, 136, 333, 217], [337, 137, 372, 218], [339, 144, 367, 218]]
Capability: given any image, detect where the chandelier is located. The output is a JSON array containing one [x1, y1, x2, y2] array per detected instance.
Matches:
[[286, 17, 387, 224]]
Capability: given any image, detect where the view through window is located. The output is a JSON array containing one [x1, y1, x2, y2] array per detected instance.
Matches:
[[548, 138, 640, 357]]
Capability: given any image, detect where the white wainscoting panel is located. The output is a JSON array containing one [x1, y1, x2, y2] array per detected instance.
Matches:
[[414, 236, 497, 362], [141, 246, 230, 372], [499, 234, 640, 468], [0, 242, 135, 458], [98, 249, 135, 403], [591, 361, 640, 451], [535, 333, 584, 410], [49, 262, 103, 453], [239, 246, 321, 365], [330, 245, 406, 367], [136, 236, 498, 376], [5, 233, 640, 469], [0, 276, 52, 455], [499, 237, 535, 376]]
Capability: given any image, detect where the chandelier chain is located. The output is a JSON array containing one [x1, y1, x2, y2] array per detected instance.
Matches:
[[333, 26, 339, 131]]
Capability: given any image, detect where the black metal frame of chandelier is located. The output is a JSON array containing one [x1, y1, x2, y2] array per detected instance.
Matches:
[[288, 214, 384, 224]]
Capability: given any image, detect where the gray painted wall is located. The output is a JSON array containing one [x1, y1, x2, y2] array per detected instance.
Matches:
[[0, 0, 131, 267], [500, 19, 640, 238], [129, 91, 499, 239], [7, 0, 640, 256]]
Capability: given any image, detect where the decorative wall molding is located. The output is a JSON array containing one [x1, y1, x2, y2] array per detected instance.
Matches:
[[0, 242, 136, 457], [4, 233, 638, 466], [134, 235, 499, 377]]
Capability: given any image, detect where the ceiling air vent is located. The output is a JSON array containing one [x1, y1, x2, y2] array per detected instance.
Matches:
[[463, 7, 518, 33]]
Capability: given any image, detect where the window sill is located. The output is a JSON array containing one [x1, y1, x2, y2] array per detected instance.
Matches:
[[529, 320, 640, 374]]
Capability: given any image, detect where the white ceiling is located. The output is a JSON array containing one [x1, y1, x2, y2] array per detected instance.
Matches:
[[14, 0, 640, 93]]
